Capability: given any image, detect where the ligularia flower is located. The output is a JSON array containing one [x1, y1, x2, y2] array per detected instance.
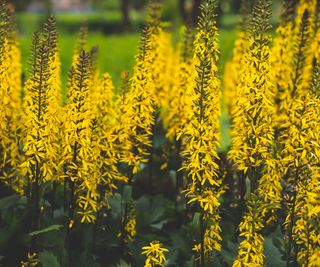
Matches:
[[141, 241, 168, 267], [62, 50, 98, 224], [120, 26, 155, 174], [228, 0, 274, 178], [179, 0, 223, 263], [231, 0, 277, 265], [163, 25, 195, 141], [233, 195, 265, 266], [224, 0, 250, 115], [0, 3, 22, 193], [0, 0, 320, 265], [279, 9, 320, 265], [21, 22, 61, 239]]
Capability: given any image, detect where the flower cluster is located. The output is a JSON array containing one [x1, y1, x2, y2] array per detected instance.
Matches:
[[177, 0, 224, 262], [225, 0, 320, 265], [142, 241, 168, 267]]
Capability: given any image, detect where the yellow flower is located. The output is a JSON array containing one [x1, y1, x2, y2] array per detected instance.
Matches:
[[0, 4, 23, 193], [162, 25, 195, 141], [90, 72, 127, 212], [179, 0, 223, 259], [271, 0, 295, 123], [279, 9, 320, 265], [231, 0, 282, 264], [142, 241, 168, 267], [20, 253, 38, 267], [228, 0, 275, 176], [118, 27, 155, 173], [233, 195, 265, 267], [224, 0, 250, 115], [310, 248, 320, 267], [62, 50, 98, 223]]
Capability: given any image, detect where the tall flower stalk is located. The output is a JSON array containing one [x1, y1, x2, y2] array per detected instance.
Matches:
[[115, 24, 156, 252], [0, 1, 22, 193], [280, 9, 320, 265], [21, 16, 61, 251], [178, 0, 223, 265], [224, 0, 250, 115], [229, 0, 277, 265]]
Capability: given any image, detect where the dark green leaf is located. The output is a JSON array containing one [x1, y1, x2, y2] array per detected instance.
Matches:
[[123, 185, 132, 204], [30, 225, 63, 236], [221, 241, 239, 265], [38, 250, 60, 267], [116, 259, 132, 267], [0, 194, 20, 210], [192, 212, 201, 228], [136, 195, 168, 227], [264, 237, 285, 267]]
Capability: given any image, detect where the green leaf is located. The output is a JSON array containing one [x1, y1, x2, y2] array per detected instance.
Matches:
[[244, 177, 251, 200], [0, 194, 20, 210], [170, 230, 192, 255], [271, 226, 285, 253], [38, 250, 60, 267], [0, 210, 28, 247], [77, 252, 99, 267], [116, 259, 132, 267], [110, 193, 122, 218], [264, 237, 285, 267], [221, 241, 239, 264], [150, 220, 168, 230], [207, 252, 223, 267], [30, 224, 63, 236], [185, 255, 195, 267], [123, 185, 132, 204], [192, 212, 201, 228], [136, 195, 168, 227]]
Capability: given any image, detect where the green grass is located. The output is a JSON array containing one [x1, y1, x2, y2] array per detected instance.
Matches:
[[20, 32, 140, 88], [17, 12, 237, 88], [16, 11, 144, 88]]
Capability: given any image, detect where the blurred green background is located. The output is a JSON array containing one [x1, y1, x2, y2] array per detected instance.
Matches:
[[11, 0, 281, 87]]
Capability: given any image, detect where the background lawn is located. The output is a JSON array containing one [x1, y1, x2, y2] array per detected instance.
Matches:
[[16, 11, 240, 88]]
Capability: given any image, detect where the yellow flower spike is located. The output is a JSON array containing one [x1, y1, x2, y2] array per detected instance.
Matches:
[[0, 2, 23, 193], [64, 37, 126, 223], [20, 18, 62, 237], [224, 0, 250, 115], [288, 0, 317, 99], [274, 8, 320, 264], [21, 16, 62, 190], [178, 0, 223, 261], [233, 195, 265, 267], [89, 70, 127, 215], [62, 49, 99, 224], [162, 31, 195, 141], [117, 26, 155, 174], [43, 16, 62, 180], [229, 0, 293, 265]]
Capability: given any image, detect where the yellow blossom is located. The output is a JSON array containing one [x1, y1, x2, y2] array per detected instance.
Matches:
[[142, 241, 168, 267]]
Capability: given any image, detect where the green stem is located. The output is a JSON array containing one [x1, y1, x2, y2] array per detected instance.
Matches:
[[200, 212, 205, 267], [286, 169, 299, 267]]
